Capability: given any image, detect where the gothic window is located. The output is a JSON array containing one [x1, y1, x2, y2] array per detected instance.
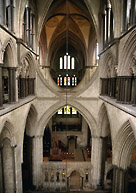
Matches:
[[22, 4, 35, 48], [103, 0, 114, 47], [57, 106, 77, 116], [123, 0, 136, 31], [0, 0, 14, 32], [59, 53, 75, 70]]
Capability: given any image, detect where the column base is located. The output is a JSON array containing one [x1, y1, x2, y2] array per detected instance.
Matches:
[[0, 106, 4, 110]]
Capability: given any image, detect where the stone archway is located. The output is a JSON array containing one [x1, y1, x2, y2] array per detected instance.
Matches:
[[69, 170, 82, 190], [0, 121, 16, 193], [112, 121, 136, 193]]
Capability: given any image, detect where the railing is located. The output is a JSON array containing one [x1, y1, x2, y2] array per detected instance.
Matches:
[[101, 76, 136, 105]]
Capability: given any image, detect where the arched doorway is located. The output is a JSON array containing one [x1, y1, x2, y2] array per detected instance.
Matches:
[[69, 170, 82, 190]]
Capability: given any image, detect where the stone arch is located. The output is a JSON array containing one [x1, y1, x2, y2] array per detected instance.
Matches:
[[2, 38, 16, 67], [0, 120, 16, 147], [67, 168, 85, 178], [119, 30, 136, 76], [35, 99, 98, 138], [100, 51, 116, 78], [20, 52, 36, 78], [98, 103, 111, 137], [113, 120, 136, 169], [0, 120, 16, 193], [25, 104, 38, 137]]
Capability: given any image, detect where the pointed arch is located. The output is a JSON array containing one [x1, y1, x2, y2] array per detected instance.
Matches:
[[67, 168, 85, 178], [2, 38, 17, 67], [98, 103, 111, 137], [25, 104, 38, 136], [113, 120, 136, 169], [20, 51, 36, 78], [35, 99, 98, 138], [100, 51, 116, 78], [119, 30, 136, 76], [0, 120, 16, 147]]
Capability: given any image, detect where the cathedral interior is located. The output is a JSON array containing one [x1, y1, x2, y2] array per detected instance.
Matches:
[[0, 0, 136, 193]]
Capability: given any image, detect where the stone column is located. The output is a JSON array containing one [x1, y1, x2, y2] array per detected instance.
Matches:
[[28, 78, 35, 95], [8, 67, 16, 103], [99, 137, 108, 188], [25, 77, 29, 97], [110, 77, 116, 98], [90, 137, 103, 189], [124, 76, 132, 103], [0, 63, 3, 109], [82, 117, 88, 147], [132, 76, 136, 105], [19, 78, 26, 98], [7, 0, 14, 31], [112, 166, 128, 193], [32, 136, 43, 189], [30, 13, 34, 49], [0, 149, 4, 192], [1, 140, 16, 193], [26, 7, 31, 46]]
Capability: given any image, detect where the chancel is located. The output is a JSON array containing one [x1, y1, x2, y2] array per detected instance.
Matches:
[[0, 0, 136, 193]]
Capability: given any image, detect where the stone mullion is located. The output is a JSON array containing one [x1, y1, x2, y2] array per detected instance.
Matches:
[[8, 67, 16, 103]]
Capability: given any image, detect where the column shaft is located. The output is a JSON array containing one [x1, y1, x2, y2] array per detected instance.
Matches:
[[8, 67, 16, 103], [26, 7, 31, 46], [0, 64, 3, 108]]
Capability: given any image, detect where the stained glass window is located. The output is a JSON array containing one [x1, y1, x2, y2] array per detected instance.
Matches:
[[71, 57, 75, 69], [68, 77, 70, 86], [64, 106, 71, 114], [60, 57, 63, 69], [68, 55, 70, 69], [75, 77, 77, 86], [64, 55, 67, 69], [72, 77, 74, 86], [58, 108, 63, 114], [57, 77, 59, 86], [60, 77, 62, 86], [64, 77, 66, 86], [72, 107, 77, 114]]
